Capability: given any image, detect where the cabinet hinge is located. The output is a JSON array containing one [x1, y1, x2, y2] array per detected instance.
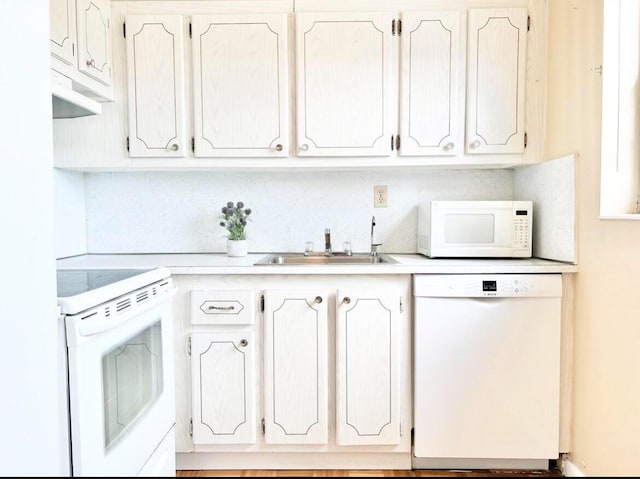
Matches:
[[126, 136, 130, 152], [395, 135, 401, 151], [399, 297, 404, 314], [189, 418, 193, 436], [260, 294, 265, 313], [397, 19, 402, 36], [400, 419, 404, 437], [261, 418, 265, 436], [524, 132, 528, 149], [527, 16, 531, 32], [123, 22, 126, 38], [392, 19, 396, 36], [189, 22, 192, 38], [391, 135, 394, 151], [188, 336, 192, 356], [191, 137, 195, 153]]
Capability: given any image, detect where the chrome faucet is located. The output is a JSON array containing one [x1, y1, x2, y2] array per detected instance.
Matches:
[[370, 216, 382, 257]]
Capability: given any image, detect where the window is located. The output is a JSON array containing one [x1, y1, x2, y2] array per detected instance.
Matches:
[[600, 0, 640, 218]]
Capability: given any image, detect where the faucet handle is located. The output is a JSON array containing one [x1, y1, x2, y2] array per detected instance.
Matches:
[[370, 243, 382, 256]]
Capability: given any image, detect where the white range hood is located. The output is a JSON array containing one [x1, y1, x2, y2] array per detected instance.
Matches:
[[51, 71, 101, 119]]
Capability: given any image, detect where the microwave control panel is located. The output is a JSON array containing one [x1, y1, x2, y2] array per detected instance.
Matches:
[[512, 209, 531, 249]]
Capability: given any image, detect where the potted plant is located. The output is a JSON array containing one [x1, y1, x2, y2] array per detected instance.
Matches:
[[219, 201, 252, 257]]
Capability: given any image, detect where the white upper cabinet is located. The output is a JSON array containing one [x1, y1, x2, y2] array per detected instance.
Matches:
[[296, 12, 394, 157], [49, 0, 113, 102], [50, 0, 77, 66], [192, 14, 289, 158], [125, 15, 186, 158], [76, 0, 112, 86], [465, 8, 528, 155], [399, 11, 462, 157]]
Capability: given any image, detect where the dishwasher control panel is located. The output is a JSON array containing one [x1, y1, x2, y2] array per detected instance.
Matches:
[[413, 274, 563, 298]]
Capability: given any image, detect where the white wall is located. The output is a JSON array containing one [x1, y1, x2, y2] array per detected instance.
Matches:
[[547, 1, 640, 475], [0, 1, 67, 475], [83, 169, 513, 253], [54, 169, 87, 258]]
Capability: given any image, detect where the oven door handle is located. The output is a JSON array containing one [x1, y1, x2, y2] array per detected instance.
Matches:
[[72, 288, 178, 339]]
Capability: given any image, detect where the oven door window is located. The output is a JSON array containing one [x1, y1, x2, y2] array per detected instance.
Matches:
[[102, 321, 164, 448]]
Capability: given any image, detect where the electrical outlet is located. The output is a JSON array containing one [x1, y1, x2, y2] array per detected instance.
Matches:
[[374, 185, 388, 208]]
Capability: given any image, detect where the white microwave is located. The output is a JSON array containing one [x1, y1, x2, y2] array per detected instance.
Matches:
[[418, 200, 533, 258]]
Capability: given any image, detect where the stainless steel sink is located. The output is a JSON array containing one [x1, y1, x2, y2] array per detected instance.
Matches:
[[254, 253, 397, 265]]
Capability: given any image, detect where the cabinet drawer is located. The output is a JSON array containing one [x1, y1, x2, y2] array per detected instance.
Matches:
[[191, 290, 255, 325]]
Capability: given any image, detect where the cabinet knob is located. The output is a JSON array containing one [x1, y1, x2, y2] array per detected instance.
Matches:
[[343, 297, 351, 304], [314, 296, 323, 304], [239, 339, 248, 347], [300, 143, 309, 152], [170, 144, 179, 151], [86, 58, 96, 67], [443, 142, 455, 151], [275, 144, 283, 152], [469, 140, 481, 149]]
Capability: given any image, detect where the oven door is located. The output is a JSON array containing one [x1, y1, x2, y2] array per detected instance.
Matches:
[[66, 293, 175, 477]]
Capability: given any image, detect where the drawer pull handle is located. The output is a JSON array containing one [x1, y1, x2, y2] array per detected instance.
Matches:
[[314, 296, 323, 304], [239, 339, 248, 347], [343, 297, 351, 304], [208, 305, 235, 311]]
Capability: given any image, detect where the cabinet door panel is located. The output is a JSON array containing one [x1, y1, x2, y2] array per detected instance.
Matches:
[[263, 291, 328, 444], [125, 15, 186, 158], [296, 12, 393, 157], [466, 8, 527, 154], [192, 14, 288, 157], [191, 332, 256, 445], [400, 11, 462, 157], [336, 291, 400, 445], [50, 0, 76, 66], [76, 0, 112, 86]]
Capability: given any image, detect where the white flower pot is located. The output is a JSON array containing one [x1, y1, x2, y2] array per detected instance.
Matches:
[[226, 239, 248, 257]]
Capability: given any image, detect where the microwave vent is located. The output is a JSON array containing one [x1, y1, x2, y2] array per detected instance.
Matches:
[[418, 234, 430, 253]]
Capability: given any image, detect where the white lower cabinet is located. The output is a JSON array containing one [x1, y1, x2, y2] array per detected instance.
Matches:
[[336, 290, 400, 445], [175, 275, 411, 468], [263, 291, 328, 444], [190, 331, 256, 445]]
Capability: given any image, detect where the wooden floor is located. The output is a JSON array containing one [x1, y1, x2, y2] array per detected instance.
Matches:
[[177, 468, 563, 477]]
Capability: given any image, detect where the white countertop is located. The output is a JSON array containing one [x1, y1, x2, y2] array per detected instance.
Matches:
[[56, 253, 578, 275]]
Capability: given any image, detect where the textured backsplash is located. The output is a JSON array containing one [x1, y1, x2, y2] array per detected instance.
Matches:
[[69, 169, 514, 255]]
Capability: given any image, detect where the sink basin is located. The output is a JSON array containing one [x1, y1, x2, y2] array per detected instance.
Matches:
[[254, 253, 397, 265]]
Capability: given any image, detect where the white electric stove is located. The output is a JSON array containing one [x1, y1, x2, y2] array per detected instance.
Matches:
[[57, 267, 177, 477]]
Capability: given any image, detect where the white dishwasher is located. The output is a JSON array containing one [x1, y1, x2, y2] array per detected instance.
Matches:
[[412, 274, 562, 471]]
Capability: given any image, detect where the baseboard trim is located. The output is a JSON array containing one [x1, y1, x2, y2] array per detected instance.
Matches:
[[177, 452, 412, 470], [411, 457, 548, 470], [562, 456, 586, 477]]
